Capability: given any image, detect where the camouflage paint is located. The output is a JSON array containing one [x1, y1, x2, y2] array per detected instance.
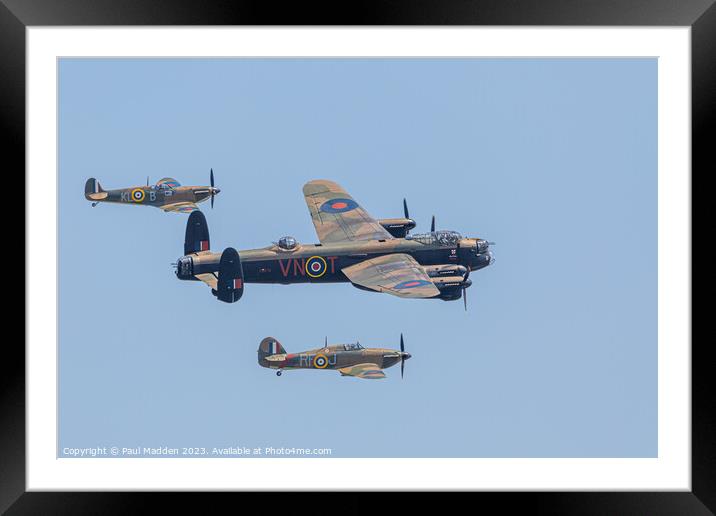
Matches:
[[84, 177, 219, 213], [257, 337, 410, 379]]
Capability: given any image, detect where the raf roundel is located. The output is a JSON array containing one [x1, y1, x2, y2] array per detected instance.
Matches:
[[394, 279, 432, 290], [314, 353, 329, 369], [319, 198, 358, 214], [305, 256, 328, 278], [131, 188, 145, 203]]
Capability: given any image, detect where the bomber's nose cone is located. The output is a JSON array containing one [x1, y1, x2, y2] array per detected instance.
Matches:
[[403, 352, 412, 360], [487, 250, 495, 264], [213, 188, 221, 194], [475, 239, 489, 253]]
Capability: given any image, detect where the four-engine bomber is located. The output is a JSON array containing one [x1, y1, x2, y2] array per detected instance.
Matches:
[[175, 179, 494, 308]]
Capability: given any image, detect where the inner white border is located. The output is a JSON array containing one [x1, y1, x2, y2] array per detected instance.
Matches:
[[27, 27, 691, 490]]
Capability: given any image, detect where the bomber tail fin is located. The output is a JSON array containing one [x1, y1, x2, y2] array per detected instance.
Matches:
[[213, 247, 244, 303], [184, 211, 211, 255], [84, 178, 107, 201]]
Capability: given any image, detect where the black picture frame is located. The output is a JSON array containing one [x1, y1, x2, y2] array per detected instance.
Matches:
[[4, 1, 710, 513]]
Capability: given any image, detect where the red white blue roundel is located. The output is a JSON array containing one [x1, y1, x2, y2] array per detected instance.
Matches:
[[305, 256, 327, 278], [395, 279, 432, 289], [320, 198, 358, 213]]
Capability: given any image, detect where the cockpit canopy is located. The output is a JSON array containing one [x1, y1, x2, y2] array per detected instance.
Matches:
[[406, 230, 463, 246], [155, 177, 181, 190], [343, 342, 364, 351], [277, 236, 298, 250]]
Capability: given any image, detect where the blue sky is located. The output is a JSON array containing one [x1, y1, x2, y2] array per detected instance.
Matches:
[[58, 58, 657, 457]]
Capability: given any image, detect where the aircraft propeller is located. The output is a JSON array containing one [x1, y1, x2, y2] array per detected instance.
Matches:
[[400, 333, 410, 379], [462, 268, 471, 311], [210, 168, 218, 209], [402, 199, 412, 235], [430, 215, 436, 233]]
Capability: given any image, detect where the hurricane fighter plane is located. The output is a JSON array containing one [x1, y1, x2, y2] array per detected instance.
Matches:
[[258, 335, 411, 379], [175, 179, 494, 308], [84, 169, 220, 213]]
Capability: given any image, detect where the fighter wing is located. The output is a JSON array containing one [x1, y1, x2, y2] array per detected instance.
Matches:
[[161, 201, 199, 214], [302, 180, 393, 244], [338, 363, 386, 379], [342, 253, 441, 299]]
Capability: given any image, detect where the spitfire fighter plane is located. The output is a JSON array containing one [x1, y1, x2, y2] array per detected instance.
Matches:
[[258, 335, 411, 379], [175, 179, 494, 308], [84, 169, 220, 213]]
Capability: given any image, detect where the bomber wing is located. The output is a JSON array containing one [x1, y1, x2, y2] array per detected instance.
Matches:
[[302, 180, 393, 244], [338, 363, 386, 379], [342, 253, 440, 299], [161, 201, 199, 214]]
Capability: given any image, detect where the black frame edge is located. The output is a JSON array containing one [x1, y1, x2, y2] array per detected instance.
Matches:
[[1, 0, 27, 514], [692, 1, 716, 512], [5, 0, 712, 514]]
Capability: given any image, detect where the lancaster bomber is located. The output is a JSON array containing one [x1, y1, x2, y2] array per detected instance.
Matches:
[[258, 335, 411, 379], [175, 179, 494, 308], [84, 169, 220, 213]]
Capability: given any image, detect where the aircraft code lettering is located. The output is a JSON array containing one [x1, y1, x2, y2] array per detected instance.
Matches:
[[278, 257, 337, 278], [121, 191, 156, 202], [298, 353, 338, 367]]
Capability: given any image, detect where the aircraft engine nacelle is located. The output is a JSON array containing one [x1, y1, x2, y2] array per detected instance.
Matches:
[[431, 275, 472, 301], [378, 218, 416, 238], [437, 289, 463, 301], [424, 264, 468, 278]]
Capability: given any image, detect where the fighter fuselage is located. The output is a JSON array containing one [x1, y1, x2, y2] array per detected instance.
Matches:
[[92, 185, 216, 208], [259, 344, 407, 371]]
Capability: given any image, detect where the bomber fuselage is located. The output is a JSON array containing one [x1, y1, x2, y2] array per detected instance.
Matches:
[[178, 235, 492, 287]]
